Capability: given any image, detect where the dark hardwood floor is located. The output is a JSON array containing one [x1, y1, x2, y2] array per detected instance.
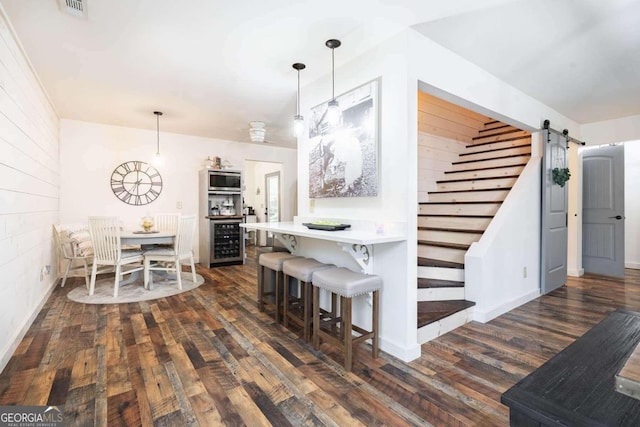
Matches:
[[1, 250, 639, 426]]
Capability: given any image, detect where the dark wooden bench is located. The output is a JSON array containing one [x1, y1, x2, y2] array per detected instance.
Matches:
[[501, 309, 640, 426]]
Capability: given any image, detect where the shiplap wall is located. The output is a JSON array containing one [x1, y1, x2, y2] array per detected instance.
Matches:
[[0, 10, 59, 371], [417, 92, 489, 202]]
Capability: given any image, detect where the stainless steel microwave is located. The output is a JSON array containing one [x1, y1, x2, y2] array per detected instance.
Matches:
[[208, 170, 242, 193]]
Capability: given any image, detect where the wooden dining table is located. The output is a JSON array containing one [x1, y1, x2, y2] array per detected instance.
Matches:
[[119, 230, 176, 285]]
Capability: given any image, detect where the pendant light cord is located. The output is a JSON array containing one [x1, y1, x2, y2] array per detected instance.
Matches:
[[297, 69, 301, 115], [331, 47, 335, 101], [156, 113, 160, 155]]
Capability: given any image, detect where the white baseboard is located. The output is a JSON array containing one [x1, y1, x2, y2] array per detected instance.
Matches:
[[568, 268, 584, 277], [379, 337, 421, 363], [472, 289, 540, 323], [625, 262, 640, 270], [0, 280, 58, 373]]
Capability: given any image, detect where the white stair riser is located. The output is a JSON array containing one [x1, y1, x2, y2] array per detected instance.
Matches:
[[417, 307, 474, 344], [459, 146, 531, 162], [418, 229, 482, 246], [464, 137, 531, 154], [418, 266, 465, 282], [417, 287, 465, 302], [428, 190, 509, 203], [452, 155, 531, 172], [443, 165, 524, 181], [418, 244, 465, 264], [437, 177, 517, 192], [418, 216, 491, 231], [419, 203, 499, 216]]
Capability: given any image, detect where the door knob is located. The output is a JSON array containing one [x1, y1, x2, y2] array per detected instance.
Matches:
[[608, 215, 623, 220]]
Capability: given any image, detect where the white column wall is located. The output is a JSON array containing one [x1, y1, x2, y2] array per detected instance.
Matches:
[[60, 119, 297, 262], [0, 9, 60, 371]]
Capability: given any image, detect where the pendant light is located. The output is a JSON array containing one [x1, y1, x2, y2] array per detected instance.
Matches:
[[153, 111, 163, 166], [325, 39, 341, 126], [292, 62, 306, 138]]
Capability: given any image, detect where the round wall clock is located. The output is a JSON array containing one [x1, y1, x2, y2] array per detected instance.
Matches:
[[110, 160, 163, 205]]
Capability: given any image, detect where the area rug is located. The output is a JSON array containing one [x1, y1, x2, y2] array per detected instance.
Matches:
[[67, 272, 205, 304]]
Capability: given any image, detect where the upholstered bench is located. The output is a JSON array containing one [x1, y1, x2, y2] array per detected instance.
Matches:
[[311, 267, 381, 371]]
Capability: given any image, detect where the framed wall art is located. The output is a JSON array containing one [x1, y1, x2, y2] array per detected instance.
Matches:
[[308, 79, 379, 198]]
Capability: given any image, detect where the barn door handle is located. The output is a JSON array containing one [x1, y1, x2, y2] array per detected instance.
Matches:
[[609, 215, 622, 220]]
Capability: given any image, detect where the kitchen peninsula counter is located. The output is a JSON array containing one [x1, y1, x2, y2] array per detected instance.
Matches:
[[242, 218, 418, 362], [240, 221, 406, 246]]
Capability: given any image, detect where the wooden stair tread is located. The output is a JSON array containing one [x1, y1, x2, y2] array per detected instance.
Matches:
[[471, 128, 525, 140], [468, 134, 531, 148], [458, 145, 531, 157], [428, 188, 512, 194], [418, 278, 464, 289], [437, 174, 520, 184], [417, 227, 484, 234], [417, 257, 464, 269], [418, 201, 501, 205], [417, 241, 470, 250], [444, 163, 527, 174], [417, 300, 476, 328], [478, 124, 510, 133], [453, 153, 531, 165]]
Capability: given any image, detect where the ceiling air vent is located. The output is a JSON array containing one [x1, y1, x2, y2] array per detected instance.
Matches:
[[57, 0, 87, 18]]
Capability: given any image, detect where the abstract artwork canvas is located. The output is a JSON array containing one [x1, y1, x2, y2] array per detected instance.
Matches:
[[308, 79, 379, 198]]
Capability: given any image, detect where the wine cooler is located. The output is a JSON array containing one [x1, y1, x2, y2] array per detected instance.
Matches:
[[209, 219, 244, 265]]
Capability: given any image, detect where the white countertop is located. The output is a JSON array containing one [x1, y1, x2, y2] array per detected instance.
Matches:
[[240, 221, 406, 245]]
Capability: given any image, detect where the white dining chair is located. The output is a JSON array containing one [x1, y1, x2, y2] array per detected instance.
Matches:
[[88, 216, 144, 297], [154, 213, 180, 234], [143, 214, 197, 290]]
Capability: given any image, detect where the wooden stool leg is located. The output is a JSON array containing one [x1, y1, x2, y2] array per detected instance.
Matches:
[[343, 296, 353, 371], [331, 293, 338, 334], [258, 265, 265, 312], [303, 281, 311, 342], [274, 270, 281, 324], [313, 286, 320, 350], [283, 273, 290, 327], [372, 290, 379, 359]]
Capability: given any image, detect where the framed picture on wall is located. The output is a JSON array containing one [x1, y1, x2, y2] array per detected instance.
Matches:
[[308, 79, 379, 198]]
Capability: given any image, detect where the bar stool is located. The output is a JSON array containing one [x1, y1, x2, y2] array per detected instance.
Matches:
[[312, 267, 381, 371], [282, 258, 334, 342], [258, 252, 300, 323]]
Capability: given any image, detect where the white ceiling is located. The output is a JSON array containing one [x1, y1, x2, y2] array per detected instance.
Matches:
[[1, 0, 638, 147]]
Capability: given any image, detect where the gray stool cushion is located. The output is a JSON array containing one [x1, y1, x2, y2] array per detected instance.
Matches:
[[259, 252, 299, 271], [312, 267, 381, 297], [283, 258, 334, 282]]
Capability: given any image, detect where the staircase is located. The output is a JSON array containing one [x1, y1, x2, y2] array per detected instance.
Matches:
[[417, 121, 531, 343]]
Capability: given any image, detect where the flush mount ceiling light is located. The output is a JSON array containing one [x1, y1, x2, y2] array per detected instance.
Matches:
[[325, 39, 342, 126], [153, 111, 163, 165], [249, 121, 266, 143], [292, 62, 306, 138]]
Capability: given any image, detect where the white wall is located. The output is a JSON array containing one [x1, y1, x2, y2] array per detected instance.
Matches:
[[625, 141, 640, 269], [60, 119, 297, 261], [0, 10, 59, 371], [466, 157, 542, 321], [581, 115, 640, 146]]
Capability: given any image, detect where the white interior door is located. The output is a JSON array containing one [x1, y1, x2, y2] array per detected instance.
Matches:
[[265, 171, 280, 246], [541, 130, 569, 294], [582, 144, 625, 277]]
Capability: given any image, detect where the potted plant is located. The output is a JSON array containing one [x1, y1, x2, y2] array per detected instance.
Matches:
[[552, 167, 571, 187]]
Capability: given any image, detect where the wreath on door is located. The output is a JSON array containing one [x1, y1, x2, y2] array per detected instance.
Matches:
[[552, 167, 571, 187]]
